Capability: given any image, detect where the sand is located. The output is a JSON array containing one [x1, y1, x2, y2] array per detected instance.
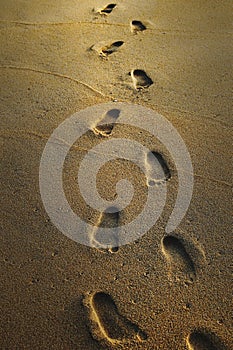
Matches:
[[0, 0, 232, 349]]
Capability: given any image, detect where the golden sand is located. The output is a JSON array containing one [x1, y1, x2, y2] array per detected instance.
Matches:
[[0, 1, 232, 349]]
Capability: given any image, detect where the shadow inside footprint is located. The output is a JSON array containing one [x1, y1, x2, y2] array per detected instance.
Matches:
[[187, 330, 225, 350], [90, 41, 124, 58], [162, 235, 196, 284], [90, 292, 147, 344], [131, 69, 153, 90], [99, 4, 116, 14], [131, 20, 147, 33], [146, 151, 171, 186], [94, 109, 120, 137], [102, 41, 124, 56], [152, 152, 171, 181], [90, 207, 120, 253]]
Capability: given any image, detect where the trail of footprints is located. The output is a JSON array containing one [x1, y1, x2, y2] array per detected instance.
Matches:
[[84, 291, 224, 349], [81, 3, 223, 349], [91, 2, 153, 89], [87, 110, 221, 347]]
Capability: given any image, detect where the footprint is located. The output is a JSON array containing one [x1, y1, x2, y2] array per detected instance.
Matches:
[[97, 4, 117, 15], [187, 330, 224, 350], [145, 151, 171, 186], [161, 235, 196, 284], [101, 41, 124, 56], [90, 207, 120, 253], [131, 20, 147, 34], [91, 41, 124, 58], [93, 109, 120, 137], [130, 69, 153, 90], [85, 291, 147, 345]]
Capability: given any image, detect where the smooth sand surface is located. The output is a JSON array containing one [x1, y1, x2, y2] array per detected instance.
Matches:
[[0, 1, 232, 349]]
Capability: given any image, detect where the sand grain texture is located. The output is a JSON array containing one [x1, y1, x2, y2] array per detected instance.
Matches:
[[0, 0, 232, 349]]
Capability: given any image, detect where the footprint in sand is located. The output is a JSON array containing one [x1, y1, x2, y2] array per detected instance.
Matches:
[[145, 151, 171, 186], [85, 291, 147, 345], [90, 207, 120, 253], [130, 20, 147, 34], [101, 41, 124, 57], [161, 235, 196, 284], [187, 330, 225, 350], [91, 41, 124, 58], [130, 69, 153, 90], [97, 3, 117, 15], [92, 108, 120, 137]]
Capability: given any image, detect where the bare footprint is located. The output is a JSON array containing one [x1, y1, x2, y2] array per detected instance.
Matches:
[[93, 109, 120, 137], [91, 41, 124, 58], [130, 69, 153, 90], [187, 330, 225, 350], [97, 4, 117, 15], [145, 151, 171, 186], [85, 291, 147, 345], [102, 41, 124, 56], [130, 20, 147, 34], [162, 235, 196, 284], [90, 207, 120, 253]]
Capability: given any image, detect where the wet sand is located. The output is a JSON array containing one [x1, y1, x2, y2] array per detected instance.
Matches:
[[0, 1, 232, 349]]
